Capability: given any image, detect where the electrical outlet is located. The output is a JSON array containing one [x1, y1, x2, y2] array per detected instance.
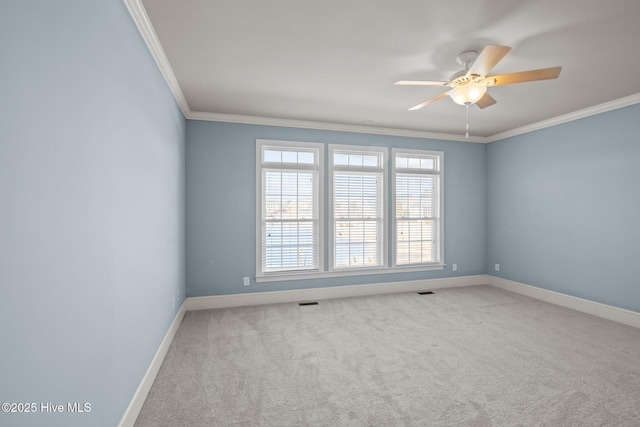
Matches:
[[495, 263, 500, 272], [452, 263, 458, 271], [243, 276, 250, 286]]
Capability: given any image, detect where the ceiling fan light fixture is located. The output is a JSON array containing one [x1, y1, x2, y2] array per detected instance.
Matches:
[[449, 83, 487, 105]]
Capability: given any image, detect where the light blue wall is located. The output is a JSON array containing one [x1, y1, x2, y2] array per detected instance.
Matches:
[[186, 120, 486, 296], [2, 1, 636, 424], [487, 104, 640, 312], [0, 1, 185, 426]]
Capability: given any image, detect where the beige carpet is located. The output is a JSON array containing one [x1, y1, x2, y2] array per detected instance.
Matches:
[[135, 285, 640, 426]]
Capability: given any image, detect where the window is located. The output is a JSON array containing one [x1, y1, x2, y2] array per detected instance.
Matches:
[[392, 149, 443, 266], [256, 140, 323, 276], [256, 140, 443, 282], [329, 145, 387, 270]]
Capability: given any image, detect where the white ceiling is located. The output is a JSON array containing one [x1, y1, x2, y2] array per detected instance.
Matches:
[[139, 0, 640, 139]]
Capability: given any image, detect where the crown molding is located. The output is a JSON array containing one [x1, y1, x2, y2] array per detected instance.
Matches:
[[183, 96, 640, 144], [122, 0, 191, 117], [486, 92, 640, 142], [124, 0, 640, 144], [186, 111, 487, 143]]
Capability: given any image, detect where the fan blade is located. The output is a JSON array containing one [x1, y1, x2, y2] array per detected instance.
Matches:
[[409, 91, 450, 110], [475, 92, 497, 109], [466, 45, 511, 77], [395, 80, 448, 86], [485, 66, 562, 86]]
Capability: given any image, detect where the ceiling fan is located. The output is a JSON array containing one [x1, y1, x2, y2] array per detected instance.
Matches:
[[395, 45, 562, 111]]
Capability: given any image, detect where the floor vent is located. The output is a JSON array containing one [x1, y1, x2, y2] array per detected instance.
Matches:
[[298, 301, 319, 306], [417, 291, 435, 295]]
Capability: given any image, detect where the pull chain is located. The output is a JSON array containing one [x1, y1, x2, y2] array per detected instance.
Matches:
[[465, 103, 470, 139]]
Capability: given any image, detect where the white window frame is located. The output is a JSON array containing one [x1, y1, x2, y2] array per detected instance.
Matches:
[[256, 139, 324, 280], [391, 148, 444, 269], [255, 141, 444, 284], [328, 144, 388, 272]]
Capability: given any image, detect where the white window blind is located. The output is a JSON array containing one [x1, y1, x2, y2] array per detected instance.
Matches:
[[330, 146, 386, 269], [257, 141, 322, 274], [256, 141, 444, 282], [393, 150, 442, 266]]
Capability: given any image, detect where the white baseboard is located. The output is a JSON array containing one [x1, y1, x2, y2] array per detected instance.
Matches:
[[487, 275, 640, 329], [122, 274, 640, 425], [118, 301, 187, 427], [186, 274, 488, 311]]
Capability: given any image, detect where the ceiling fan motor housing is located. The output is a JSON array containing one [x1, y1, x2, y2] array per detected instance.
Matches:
[[456, 51, 478, 69]]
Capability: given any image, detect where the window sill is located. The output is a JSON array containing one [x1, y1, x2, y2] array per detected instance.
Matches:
[[256, 264, 445, 283]]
